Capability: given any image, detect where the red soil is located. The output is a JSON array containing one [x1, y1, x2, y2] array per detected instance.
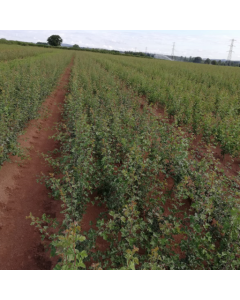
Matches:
[[81, 193, 109, 252], [81, 194, 109, 269], [0, 58, 74, 270]]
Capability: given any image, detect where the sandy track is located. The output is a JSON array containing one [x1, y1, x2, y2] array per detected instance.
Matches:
[[0, 57, 74, 270]]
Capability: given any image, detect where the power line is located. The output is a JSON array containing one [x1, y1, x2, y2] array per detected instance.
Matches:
[[227, 39, 236, 63], [171, 42, 175, 61]]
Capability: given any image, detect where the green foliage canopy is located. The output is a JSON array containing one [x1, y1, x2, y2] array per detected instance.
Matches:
[[47, 35, 63, 47], [193, 56, 202, 63]]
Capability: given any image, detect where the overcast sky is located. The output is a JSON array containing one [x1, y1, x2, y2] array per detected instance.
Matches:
[[1, 30, 240, 60]]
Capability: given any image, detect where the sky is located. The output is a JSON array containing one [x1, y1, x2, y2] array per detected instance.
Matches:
[[1, 30, 240, 60]]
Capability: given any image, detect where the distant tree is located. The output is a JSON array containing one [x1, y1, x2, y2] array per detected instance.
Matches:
[[193, 57, 202, 63], [204, 58, 211, 64], [36, 42, 48, 46], [73, 44, 80, 49], [211, 60, 217, 65], [47, 35, 63, 47], [0, 38, 7, 44], [189, 56, 196, 62]]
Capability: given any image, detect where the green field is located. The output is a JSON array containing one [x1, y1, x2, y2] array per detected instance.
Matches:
[[0, 45, 73, 164], [1, 45, 240, 269], [94, 53, 240, 156]]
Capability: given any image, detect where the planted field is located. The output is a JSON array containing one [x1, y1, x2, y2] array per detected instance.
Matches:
[[0, 44, 54, 62], [36, 52, 240, 270], [94, 53, 240, 157], [0, 48, 240, 270], [0, 47, 73, 165]]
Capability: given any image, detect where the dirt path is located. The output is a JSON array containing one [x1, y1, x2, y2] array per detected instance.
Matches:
[[0, 58, 74, 270]]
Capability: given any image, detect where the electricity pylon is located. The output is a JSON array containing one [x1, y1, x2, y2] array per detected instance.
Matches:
[[171, 42, 175, 61], [227, 39, 236, 63]]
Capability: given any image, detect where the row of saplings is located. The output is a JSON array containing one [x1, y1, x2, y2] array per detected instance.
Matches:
[[29, 52, 240, 270]]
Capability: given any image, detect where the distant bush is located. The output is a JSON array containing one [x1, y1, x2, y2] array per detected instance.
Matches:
[[36, 42, 49, 46], [193, 56, 202, 63]]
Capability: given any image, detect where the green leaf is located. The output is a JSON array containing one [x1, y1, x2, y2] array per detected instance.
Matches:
[[80, 250, 88, 259], [129, 261, 135, 270]]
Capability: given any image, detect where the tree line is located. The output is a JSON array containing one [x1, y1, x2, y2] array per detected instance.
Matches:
[[171, 55, 240, 67], [0, 36, 153, 60], [1, 35, 239, 66]]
